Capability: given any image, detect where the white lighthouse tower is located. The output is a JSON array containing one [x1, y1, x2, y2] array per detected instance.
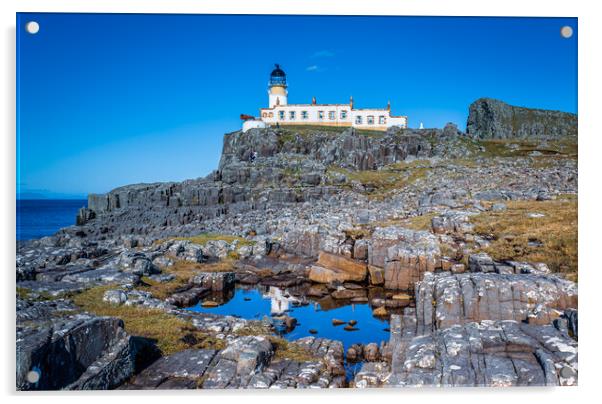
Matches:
[[268, 64, 288, 108]]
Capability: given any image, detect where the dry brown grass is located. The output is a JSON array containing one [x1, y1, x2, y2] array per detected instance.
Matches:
[[329, 161, 430, 199], [171, 233, 255, 246], [398, 213, 438, 231], [344, 228, 373, 240], [139, 259, 237, 300], [471, 198, 577, 278], [232, 322, 317, 361], [479, 139, 578, 158], [72, 285, 225, 355], [269, 336, 320, 362]]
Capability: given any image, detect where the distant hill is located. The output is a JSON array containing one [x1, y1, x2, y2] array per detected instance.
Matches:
[[17, 189, 87, 200]]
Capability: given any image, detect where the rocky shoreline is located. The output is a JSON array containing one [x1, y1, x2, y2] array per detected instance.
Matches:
[[16, 98, 578, 390]]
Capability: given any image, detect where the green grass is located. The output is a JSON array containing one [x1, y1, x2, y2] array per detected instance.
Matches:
[[277, 125, 386, 138]]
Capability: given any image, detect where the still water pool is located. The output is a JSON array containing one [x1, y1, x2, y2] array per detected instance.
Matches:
[[186, 286, 391, 352]]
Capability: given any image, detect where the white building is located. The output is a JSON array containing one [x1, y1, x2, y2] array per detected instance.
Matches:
[[242, 64, 408, 132]]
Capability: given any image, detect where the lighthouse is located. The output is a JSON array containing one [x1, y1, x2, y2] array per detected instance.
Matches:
[[242, 64, 409, 132], [268, 64, 288, 108]]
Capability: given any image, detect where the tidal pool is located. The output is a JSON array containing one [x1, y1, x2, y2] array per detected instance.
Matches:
[[186, 285, 391, 352]]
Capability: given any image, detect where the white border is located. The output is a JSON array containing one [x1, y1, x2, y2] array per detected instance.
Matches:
[[2, 1, 600, 403]]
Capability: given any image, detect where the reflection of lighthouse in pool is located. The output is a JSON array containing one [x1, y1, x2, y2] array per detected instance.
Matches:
[[264, 287, 296, 315]]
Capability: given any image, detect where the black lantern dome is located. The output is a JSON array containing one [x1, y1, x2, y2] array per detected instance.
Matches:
[[269, 64, 287, 86]]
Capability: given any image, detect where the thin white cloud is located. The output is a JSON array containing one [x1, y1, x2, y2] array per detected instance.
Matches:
[[306, 65, 319, 72], [312, 50, 335, 58]]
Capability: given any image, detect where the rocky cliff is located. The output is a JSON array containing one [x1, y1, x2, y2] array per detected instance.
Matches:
[[466, 98, 577, 139], [78, 123, 472, 240]]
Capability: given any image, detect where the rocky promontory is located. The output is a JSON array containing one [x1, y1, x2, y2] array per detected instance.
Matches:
[[466, 98, 577, 139], [16, 99, 578, 389]]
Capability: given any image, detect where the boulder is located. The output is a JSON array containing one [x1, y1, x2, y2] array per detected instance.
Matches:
[[308, 265, 365, 284], [191, 272, 235, 291], [316, 251, 367, 280], [468, 253, 495, 273], [102, 290, 127, 305], [219, 336, 273, 376], [165, 287, 210, 307], [368, 265, 384, 285], [364, 343, 380, 362]]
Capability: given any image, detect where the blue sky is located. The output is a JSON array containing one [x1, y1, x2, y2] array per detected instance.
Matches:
[[16, 14, 577, 197]]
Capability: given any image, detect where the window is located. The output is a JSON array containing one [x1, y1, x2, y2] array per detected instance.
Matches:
[[278, 110, 285, 120], [318, 111, 324, 120], [301, 110, 308, 120], [379, 115, 386, 124], [328, 111, 335, 120], [340, 110, 348, 120], [355, 115, 363, 124], [289, 111, 296, 120], [367, 115, 375, 125]]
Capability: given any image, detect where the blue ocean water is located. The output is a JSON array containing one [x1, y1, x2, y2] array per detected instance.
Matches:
[[16, 199, 87, 241]]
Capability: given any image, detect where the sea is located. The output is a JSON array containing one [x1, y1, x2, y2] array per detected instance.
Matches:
[[16, 199, 87, 241]]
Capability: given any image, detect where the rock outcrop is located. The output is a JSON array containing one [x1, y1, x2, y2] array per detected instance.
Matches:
[[466, 98, 577, 139], [355, 317, 578, 387], [354, 271, 578, 388], [123, 336, 345, 389], [75, 126, 474, 239], [16, 308, 139, 390], [368, 227, 441, 290], [414, 272, 577, 332]]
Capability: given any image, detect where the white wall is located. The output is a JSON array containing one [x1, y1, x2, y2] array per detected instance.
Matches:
[[268, 87, 288, 108], [259, 104, 407, 129], [242, 119, 267, 132]]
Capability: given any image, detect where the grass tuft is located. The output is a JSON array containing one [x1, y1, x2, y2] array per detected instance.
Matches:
[[268, 336, 321, 362]]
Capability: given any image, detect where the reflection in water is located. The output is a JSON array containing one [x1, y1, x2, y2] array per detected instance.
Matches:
[[264, 286, 299, 315], [188, 284, 405, 382], [188, 285, 393, 354]]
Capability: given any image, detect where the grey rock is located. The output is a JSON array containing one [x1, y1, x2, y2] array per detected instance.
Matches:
[[466, 98, 577, 139], [102, 289, 127, 305], [128, 349, 218, 389], [191, 272, 235, 291], [17, 315, 136, 390]]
